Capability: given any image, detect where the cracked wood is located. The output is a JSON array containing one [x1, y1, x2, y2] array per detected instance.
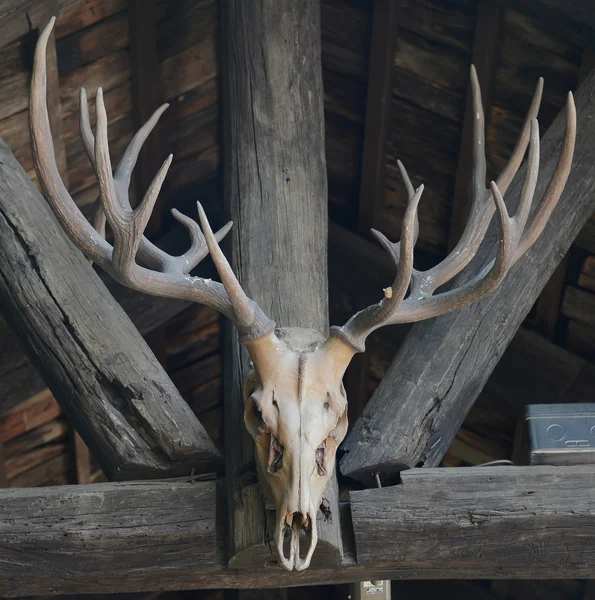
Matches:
[[221, 0, 342, 567], [340, 67, 595, 485], [351, 466, 595, 574], [0, 137, 221, 480]]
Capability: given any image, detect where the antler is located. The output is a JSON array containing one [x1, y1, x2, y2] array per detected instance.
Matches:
[[330, 65, 576, 353], [30, 18, 275, 341]]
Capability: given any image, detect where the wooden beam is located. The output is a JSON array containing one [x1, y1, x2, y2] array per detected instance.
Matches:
[[496, 0, 595, 53], [350, 466, 595, 575], [340, 68, 595, 485], [221, 0, 342, 567], [357, 0, 400, 236], [3, 467, 595, 596], [128, 0, 162, 232], [0, 137, 221, 480], [448, 1, 503, 251], [0, 276, 189, 417], [0, 0, 86, 49]]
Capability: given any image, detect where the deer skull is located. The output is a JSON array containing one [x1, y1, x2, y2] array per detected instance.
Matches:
[[243, 328, 351, 571], [31, 18, 576, 574]]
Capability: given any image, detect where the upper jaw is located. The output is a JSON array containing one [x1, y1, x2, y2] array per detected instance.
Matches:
[[275, 509, 318, 571]]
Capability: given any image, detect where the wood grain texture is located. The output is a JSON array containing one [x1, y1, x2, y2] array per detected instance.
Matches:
[[0, 0, 86, 49], [351, 466, 595, 575], [357, 0, 399, 235], [341, 68, 595, 484], [0, 138, 221, 479], [221, 0, 341, 568], [497, 0, 595, 53], [0, 276, 189, 416], [4, 468, 595, 596], [0, 478, 217, 583], [449, 0, 504, 250]]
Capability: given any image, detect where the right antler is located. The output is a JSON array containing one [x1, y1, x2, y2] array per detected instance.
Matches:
[[30, 18, 275, 342], [329, 65, 576, 353]]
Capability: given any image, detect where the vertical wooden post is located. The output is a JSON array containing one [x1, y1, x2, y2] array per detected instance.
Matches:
[[347, 0, 400, 421], [128, 0, 162, 230], [448, 1, 504, 250], [221, 0, 342, 568], [357, 0, 400, 237]]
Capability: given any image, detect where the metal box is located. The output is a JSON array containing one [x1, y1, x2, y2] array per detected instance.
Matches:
[[526, 403, 595, 465]]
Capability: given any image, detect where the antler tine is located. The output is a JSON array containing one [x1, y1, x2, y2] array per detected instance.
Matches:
[[30, 17, 113, 271], [425, 66, 543, 292], [330, 185, 424, 352], [79, 85, 213, 275], [31, 18, 276, 341], [515, 92, 576, 259]]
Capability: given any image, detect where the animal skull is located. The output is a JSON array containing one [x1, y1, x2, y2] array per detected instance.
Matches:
[[243, 328, 351, 570], [31, 18, 575, 573]]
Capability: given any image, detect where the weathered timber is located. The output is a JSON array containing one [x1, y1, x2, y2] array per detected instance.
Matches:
[[0, 138, 221, 479], [0, 0, 86, 49], [350, 466, 595, 574], [221, 0, 342, 567], [0, 478, 217, 591], [0, 276, 189, 416], [128, 0, 162, 231], [497, 0, 595, 53], [4, 467, 595, 596], [357, 0, 400, 235], [341, 69, 595, 485], [449, 0, 503, 250]]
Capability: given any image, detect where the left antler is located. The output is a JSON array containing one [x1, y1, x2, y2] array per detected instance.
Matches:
[[329, 65, 576, 354], [30, 18, 275, 342]]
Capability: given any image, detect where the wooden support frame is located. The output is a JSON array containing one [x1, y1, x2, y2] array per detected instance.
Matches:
[[221, 0, 342, 568], [128, 0, 162, 232], [357, 0, 400, 236], [1, 466, 595, 596], [341, 66, 595, 486], [448, 0, 504, 251], [0, 137, 221, 480]]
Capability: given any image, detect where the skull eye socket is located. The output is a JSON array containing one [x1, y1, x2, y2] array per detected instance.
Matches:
[[267, 435, 284, 474], [315, 440, 327, 476]]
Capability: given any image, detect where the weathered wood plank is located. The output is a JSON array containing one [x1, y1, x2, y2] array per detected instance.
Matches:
[[341, 67, 595, 485], [0, 138, 221, 479], [128, 0, 162, 231], [221, 0, 342, 568], [0, 277, 189, 416], [497, 0, 595, 53], [351, 466, 595, 574], [449, 1, 503, 250], [357, 0, 399, 235], [0, 478, 217, 582], [4, 467, 595, 596], [0, 0, 86, 49]]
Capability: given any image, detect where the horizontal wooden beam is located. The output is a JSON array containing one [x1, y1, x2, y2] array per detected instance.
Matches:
[[340, 68, 595, 485], [0, 138, 220, 479], [3, 466, 595, 596], [351, 466, 595, 575]]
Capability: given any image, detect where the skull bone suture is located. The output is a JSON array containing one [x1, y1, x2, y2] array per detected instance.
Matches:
[[243, 328, 351, 571]]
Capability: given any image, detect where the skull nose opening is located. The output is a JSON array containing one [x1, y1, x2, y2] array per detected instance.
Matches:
[[275, 511, 318, 571]]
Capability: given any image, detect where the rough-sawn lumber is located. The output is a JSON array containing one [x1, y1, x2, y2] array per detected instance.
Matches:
[[221, 0, 342, 568], [1, 466, 595, 597], [341, 68, 595, 485], [0, 137, 221, 480]]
